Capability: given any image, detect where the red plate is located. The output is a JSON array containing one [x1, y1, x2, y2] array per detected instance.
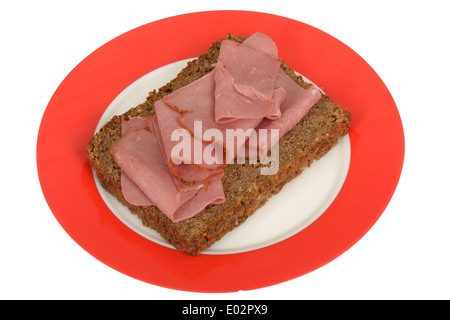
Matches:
[[37, 11, 404, 292]]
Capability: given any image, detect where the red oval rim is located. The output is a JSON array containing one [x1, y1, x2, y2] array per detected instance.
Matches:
[[36, 10, 404, 292]]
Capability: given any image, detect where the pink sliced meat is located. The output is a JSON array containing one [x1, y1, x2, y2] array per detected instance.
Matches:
[[242, 32, 283, 120], [214, 39, 281, 123], [245, 71, 322, 157], [153, 98, 224, 170], [162, 72, 218, 140], [171, 178, 225, 222], [217, 40, 280, 98], [120, 173, 153, 206], [121, 116, 149, 135], [213, 62, 275, 123], [112, 126, 195, 215], [268, 87, 285, 120], [151, 110, 224, 192], [111, 118, 225, 222], [120, 116, 154, 206], [269, 71, 322, 138], [242, 32, 278, 58], [162, 71, 262, 163]]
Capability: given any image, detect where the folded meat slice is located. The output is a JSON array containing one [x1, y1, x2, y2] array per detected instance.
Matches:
[[120, 173, 153, 206], [120, 116, 154, 206], [245, 71, 322, 157], [162, 71, 262, 163], [151, 108, 224, 191], [217, 39, 280, 98], [214, 62, 281, 123], [111, 115, 225, 222], [171, 178, 225, 222], [154, 99, 224, 170], [241, 32, 278, 58], [214, 39, 281, 123]]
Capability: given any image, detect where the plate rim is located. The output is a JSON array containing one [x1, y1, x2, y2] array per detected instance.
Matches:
[[36, 10, 405, 293]]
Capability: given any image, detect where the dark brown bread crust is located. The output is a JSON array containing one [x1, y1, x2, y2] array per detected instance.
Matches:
[[87, 34, 352, 255]]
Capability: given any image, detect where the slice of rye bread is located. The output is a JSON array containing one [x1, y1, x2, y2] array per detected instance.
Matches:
[[87, 34, 352, 256]]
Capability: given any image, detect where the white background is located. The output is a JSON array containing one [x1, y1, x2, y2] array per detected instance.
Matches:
[[1, 0, 449, 300]]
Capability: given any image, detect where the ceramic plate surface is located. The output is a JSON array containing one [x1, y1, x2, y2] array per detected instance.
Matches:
[[37, 11, 404, 292]]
